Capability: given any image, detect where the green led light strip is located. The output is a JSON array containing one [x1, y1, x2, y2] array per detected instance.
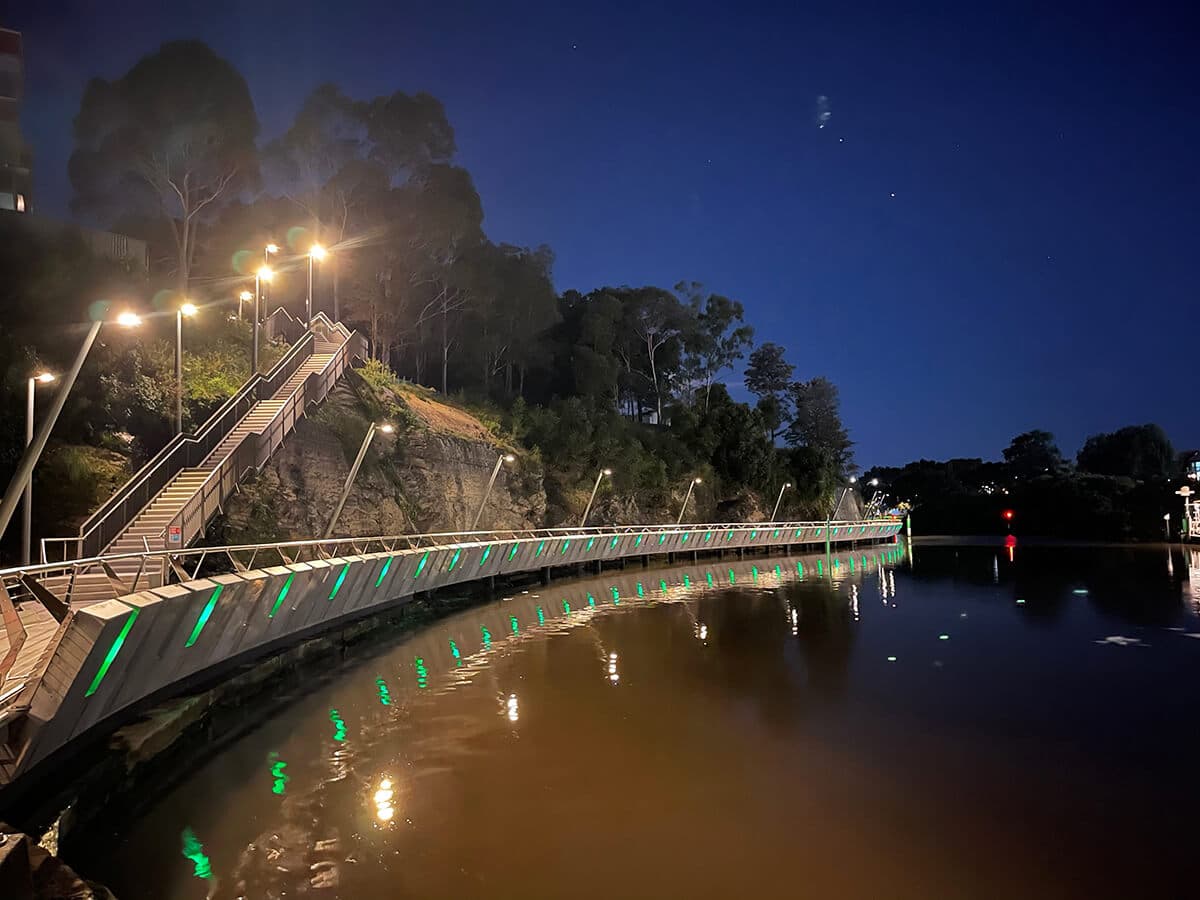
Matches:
[[480, 544, 492, 565], [184, 585, 223, 648], [375, 556, 393, 587], [535, 540, 546, 557], [586, 537, 595, 551], [85, 606, 139, 697], [658, 534, 667, 545], [329, 563, 350, 599], [610, 536, 619, 549], [269, 573, 295, 618], [508, 543, 520, 561], [448, 548, 462, 571], [413, 551, 430, 578], [635, 533, 644, 546], [561, 539, 571, 554]]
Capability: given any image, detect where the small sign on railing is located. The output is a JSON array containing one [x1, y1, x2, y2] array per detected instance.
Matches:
[[168, 525, 182, 546]]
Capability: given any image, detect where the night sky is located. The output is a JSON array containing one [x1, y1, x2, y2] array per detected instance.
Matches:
[[8, 2, 1197, 466]]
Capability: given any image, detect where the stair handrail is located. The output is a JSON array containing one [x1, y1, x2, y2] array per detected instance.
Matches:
[[68, 332, 319, 561], [164, 324, 366, 551]]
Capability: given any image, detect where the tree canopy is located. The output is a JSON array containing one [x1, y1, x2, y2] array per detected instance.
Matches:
[[69, 40, 260, 293]]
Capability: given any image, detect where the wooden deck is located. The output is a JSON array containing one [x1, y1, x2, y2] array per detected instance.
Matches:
[[1, 600, 62, 709]]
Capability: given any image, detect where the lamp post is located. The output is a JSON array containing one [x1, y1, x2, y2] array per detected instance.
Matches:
[[473, 453, 516, 530], [254, 266, 274, 373], [770, 482, 792, 522], [581, 468, 612, 527], [0, 311, 142, 547], [1175, 486, 1194, 541], [175, 302, 198, 435], [676, 477, 702, 525], [238, 290, 252, 322], [307, 243, 327, 327], [262, 242, 279, 311], [22, 372, 55, 565], [832, 477, 877, 521], [324, 423, 394, 539]]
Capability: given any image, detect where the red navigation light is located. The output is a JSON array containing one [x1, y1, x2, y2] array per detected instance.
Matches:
[[1004, 534, 1017, 548], [1002, 509, 1015, 521]]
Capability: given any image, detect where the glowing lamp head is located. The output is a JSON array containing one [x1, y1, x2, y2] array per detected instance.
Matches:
[[116, 311, 142, 328], [1002, 509, 1015, 521], [503, 454, 516, 463], [309, 243, 327, 261], [694, 477, 702, 484], [180, 302, 198, 317], [34, 372, 55, 384], [849, 476, 858, 484], [265, 243, 279, 255], [239, 290, 253, 302], [784, 482, 792, 489], [257, 265, 274, 282], [869, 478, 880, 487], [602, 468, 613, 476], [379, 423, 395, 434]]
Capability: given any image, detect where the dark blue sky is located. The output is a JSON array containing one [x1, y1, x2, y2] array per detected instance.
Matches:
[[9, 1, 1197, 467]]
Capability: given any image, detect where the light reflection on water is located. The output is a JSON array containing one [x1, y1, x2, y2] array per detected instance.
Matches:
[[75, 541, 1200, 900]]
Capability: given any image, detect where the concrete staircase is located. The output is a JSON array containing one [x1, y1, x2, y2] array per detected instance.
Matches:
[[58, 335, 351, 603]]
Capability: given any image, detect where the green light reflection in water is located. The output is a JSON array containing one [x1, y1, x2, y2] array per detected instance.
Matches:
[[376, 676, 392, 706], [181, 827, 213, 881], [268, 753, 290, 796], [329, 709, 347, 740]]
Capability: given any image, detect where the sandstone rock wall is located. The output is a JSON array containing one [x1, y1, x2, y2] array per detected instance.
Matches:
[[211, 377, 545, 545]]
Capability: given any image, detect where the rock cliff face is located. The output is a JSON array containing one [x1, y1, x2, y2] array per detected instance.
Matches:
[[211, 375, 545, 545]]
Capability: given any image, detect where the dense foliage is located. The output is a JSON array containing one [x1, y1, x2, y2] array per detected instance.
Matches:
[[866, 428, 1195, 540]]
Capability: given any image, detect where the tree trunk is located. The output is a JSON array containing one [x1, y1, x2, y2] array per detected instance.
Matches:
[[332, 257, 341, 323], [441, 306, 449, 395]]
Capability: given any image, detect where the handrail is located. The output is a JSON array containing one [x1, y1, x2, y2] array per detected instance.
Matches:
[[163, 321, 364, 551], [5, 518, 903, 585], [70, 332, 318, 560]]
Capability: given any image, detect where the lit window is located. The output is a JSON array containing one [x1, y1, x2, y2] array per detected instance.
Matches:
[[15, 193, 25, 212]]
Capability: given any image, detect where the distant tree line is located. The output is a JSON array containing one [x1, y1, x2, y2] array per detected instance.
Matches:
[[865, 426, 1195, 540]]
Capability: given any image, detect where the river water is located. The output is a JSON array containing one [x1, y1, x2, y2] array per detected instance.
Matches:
[[75, 541, 1200, 899]]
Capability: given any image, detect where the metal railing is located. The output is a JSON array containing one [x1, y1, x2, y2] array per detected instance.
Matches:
[[165, 318, 365, 551], [44, 314, 363, 563], [10, 519, 902, 609]]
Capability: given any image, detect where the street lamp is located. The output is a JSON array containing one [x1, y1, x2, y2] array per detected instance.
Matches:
[[175, 302, 198, 435], [581, 468, 613, 527], [307, 243, 327, 327], [254, 266, 274, 373], [21, 372, 55, 565], [324, 422, 394, 538], [473, 452, 516, 530], [259, 242, 279, 315], [676, 477, 702, 525], [238, 290, 252, 322], [770, 482, 792, 522], [0, 310, 141, 547]]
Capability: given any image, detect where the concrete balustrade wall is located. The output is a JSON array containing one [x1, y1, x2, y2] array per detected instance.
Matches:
[[13, 521, 901, 778]]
